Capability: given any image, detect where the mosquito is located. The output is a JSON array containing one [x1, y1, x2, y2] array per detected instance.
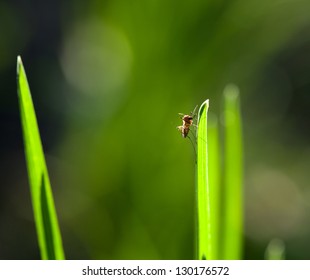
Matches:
[[177, 105, 198, 154]]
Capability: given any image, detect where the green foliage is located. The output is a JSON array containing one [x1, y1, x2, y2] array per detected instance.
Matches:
[[222, 85, 243, 260], [196, 86, 243, 260], [196, 99, 212, 260], [16, 56, 65, 260], [207, 115, 220, 259], [16, 53, 244, 261]]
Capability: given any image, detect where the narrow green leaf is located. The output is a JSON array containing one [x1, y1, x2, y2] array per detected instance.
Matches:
[[16, 56, 65, 260], [208, 114, 220, 259], [222, 84, 243, 260], [196, 99, 212, 260]]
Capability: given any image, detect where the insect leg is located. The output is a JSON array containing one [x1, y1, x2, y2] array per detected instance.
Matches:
[[187, 134, 197, 163], [189, 129, 196, 140]]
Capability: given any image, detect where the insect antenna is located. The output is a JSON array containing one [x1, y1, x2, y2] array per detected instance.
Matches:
[[191, 105, 198, 119]]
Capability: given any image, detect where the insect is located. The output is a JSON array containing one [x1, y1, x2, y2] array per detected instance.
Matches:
[[177, 106, 198, 160], [177, 105, 198, 139]]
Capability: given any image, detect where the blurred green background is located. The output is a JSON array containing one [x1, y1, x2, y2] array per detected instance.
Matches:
[[1, 0, 310, 259]]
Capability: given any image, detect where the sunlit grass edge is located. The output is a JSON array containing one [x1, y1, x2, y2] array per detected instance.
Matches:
[[196, 99, 213, 259], [16, 56, 65, 260], [207, 114, 220, 259]]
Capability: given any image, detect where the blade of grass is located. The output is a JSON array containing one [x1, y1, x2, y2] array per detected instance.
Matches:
[[196, 99, 213, 260], [17, 56, 65, 260], [222, 84, 243, 260], [208, 114, 220, 259]]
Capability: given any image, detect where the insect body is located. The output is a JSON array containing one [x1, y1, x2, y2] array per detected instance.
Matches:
[[177, 106, 198, 160], [177, 114, 194, 138], [177, 105, 198, 138]]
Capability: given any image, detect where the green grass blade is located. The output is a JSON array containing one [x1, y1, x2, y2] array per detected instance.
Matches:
[[208, 114, 220, 259], [196, 99, 213, 260], [222, 84, 243, 260], [16, 56, 65, 260]]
